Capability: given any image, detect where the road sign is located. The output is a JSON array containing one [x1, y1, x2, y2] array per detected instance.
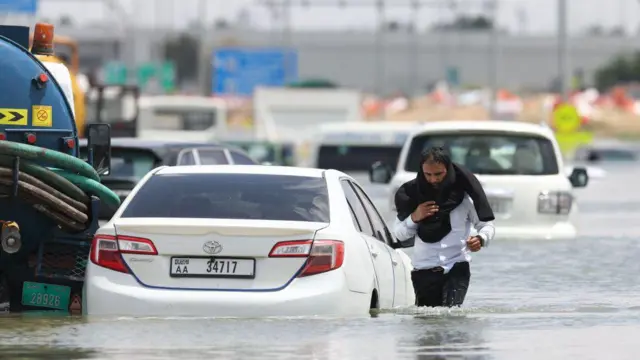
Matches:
[[552, 103, 581, 133], [103, 61, 127, 85], [0, 0, 38, 14], [137, 62, 175, 92], [212, 47, 298, 96]]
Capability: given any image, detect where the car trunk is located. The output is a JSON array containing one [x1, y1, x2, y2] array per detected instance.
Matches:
[[113, 218, 328, 290]]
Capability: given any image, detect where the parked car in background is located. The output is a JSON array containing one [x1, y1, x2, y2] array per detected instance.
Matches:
[[370, 120, 589, 243], [220, 139, 297, 166], [84, 165, 415, 317], [79, 138, 258, 220]]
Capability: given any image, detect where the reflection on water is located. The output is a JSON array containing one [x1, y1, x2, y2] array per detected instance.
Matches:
[[2, 166, 640, 359]]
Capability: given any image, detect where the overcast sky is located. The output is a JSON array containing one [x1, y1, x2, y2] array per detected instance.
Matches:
[[4, 0, 640, 35]]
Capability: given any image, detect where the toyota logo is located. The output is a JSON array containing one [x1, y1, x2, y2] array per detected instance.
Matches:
[[203, 241, 222, 255]]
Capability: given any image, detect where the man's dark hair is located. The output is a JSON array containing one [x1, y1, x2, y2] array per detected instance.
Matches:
[[421, 146, 451, 165]]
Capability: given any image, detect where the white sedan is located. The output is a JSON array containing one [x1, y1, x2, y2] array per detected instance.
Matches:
[[83, 165, 415, 317]]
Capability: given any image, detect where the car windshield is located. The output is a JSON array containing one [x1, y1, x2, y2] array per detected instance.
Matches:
[[80, 147, 158, 180], [404, 132, 559, 175], [121, 173, 330, 222], [317, 145, 403, 172]]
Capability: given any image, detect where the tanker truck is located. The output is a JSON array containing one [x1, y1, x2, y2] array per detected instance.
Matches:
[[0, 23, 120, 313]]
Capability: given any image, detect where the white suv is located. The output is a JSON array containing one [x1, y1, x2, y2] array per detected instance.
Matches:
[[369, 120, 588, 241]]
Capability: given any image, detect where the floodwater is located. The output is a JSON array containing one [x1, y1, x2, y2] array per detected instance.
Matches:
[[2, 164, 640, 359]]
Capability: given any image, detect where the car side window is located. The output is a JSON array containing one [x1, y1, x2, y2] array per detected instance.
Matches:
[[346, 202, 362, 232], [351, 182, 393, 245], [177, 150, 196, 165], [229, 151, 257, 165], [340, 180, 374, 236], [196, 149, 229, 165]]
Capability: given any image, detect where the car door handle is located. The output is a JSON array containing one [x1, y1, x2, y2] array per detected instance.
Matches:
[[392, 259, 398, 266], [369, 244, 379, 257]]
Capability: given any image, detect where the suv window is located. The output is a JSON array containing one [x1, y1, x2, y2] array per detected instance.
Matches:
[[196, 149, 229, 165], [122, 173, 330, 222], [177, 150, 196, 165], [230, 151, 257, 165], [340, 180, 374, 235], [404, 132, 559, 175], [317, 145, 402, 172]]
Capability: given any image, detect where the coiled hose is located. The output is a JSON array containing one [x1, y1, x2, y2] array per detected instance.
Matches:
[[0, 140, 121, 232]]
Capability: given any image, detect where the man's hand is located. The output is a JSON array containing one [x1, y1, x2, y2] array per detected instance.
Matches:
[[411, 201, 439, 222], [466, 236, 482, 252]]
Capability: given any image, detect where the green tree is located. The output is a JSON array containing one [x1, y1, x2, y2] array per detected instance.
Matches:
[[594, 52, 640, 90]]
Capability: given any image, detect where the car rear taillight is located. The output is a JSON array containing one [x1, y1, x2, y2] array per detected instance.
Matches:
[[299, 240, 344, 277], [270, 239, 345, 277], [89, 234, 158, 273], [269, 239, 344, 277], [269, 240, 313, 257]]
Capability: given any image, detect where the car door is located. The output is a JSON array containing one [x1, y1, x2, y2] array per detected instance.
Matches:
[[350, 182, 406, 307], [340, 179, 395, 309]]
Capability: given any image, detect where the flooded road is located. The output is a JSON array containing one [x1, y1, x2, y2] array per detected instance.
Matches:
[[2, 165, 640, 359]]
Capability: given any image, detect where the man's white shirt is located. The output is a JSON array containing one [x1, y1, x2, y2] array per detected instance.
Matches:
[[392, 194, 495, 274]]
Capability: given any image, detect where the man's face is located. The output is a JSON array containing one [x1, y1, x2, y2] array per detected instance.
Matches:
[[422, 161, 447, 188]]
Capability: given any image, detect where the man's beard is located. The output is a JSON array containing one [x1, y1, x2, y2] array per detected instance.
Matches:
[[429, 181, 442, 190]]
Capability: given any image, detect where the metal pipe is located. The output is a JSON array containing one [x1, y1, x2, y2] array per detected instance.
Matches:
[[557, 0, 569, 100], [488, 0, 499, 118], [410, 0, 420, 96], [375, 0, 385, 97]]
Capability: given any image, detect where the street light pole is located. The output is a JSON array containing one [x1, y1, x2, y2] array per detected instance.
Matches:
[[557, 0, 569, 100], [487, 0, 499, 118]]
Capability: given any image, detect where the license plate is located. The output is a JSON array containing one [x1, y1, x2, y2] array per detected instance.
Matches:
[[170, 257, 256, 278], [21, 282, 70, 311]]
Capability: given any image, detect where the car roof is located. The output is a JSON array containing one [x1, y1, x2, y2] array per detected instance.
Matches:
[[409, 120, 555, 138], [78, 137, 224, 150], [155, 165, 327, 178]]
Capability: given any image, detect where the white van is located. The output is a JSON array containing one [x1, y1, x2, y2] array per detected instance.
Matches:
[[136, 95, 228, 141], [308, 121, 420, 208], [370, 120, 589, 241]]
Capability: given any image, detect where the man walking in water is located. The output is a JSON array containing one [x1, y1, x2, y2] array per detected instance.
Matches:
[[392, 147, 496, 307]]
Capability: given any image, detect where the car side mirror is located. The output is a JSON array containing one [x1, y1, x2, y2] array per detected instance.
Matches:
[[569, 166, 588, 188], [87, 123, 111, 176], [369, 161, 393, 184]]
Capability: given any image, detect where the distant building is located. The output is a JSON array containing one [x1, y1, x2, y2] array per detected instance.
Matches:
[[55, 26, 638, 95]]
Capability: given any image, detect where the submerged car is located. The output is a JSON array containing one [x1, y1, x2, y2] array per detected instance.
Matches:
[[370, 120, 589, 242], [84, 165, 415, 317]]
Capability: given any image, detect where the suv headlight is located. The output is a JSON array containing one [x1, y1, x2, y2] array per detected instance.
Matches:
[[537, 191, 573, 214]]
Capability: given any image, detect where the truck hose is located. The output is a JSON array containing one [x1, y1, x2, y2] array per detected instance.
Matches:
[[0, 167, 88, 213], [0, 140, 121, 232], [49, 170, 121, 210], [0, 141, 99, 182], [0, 155, 88, 203]]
